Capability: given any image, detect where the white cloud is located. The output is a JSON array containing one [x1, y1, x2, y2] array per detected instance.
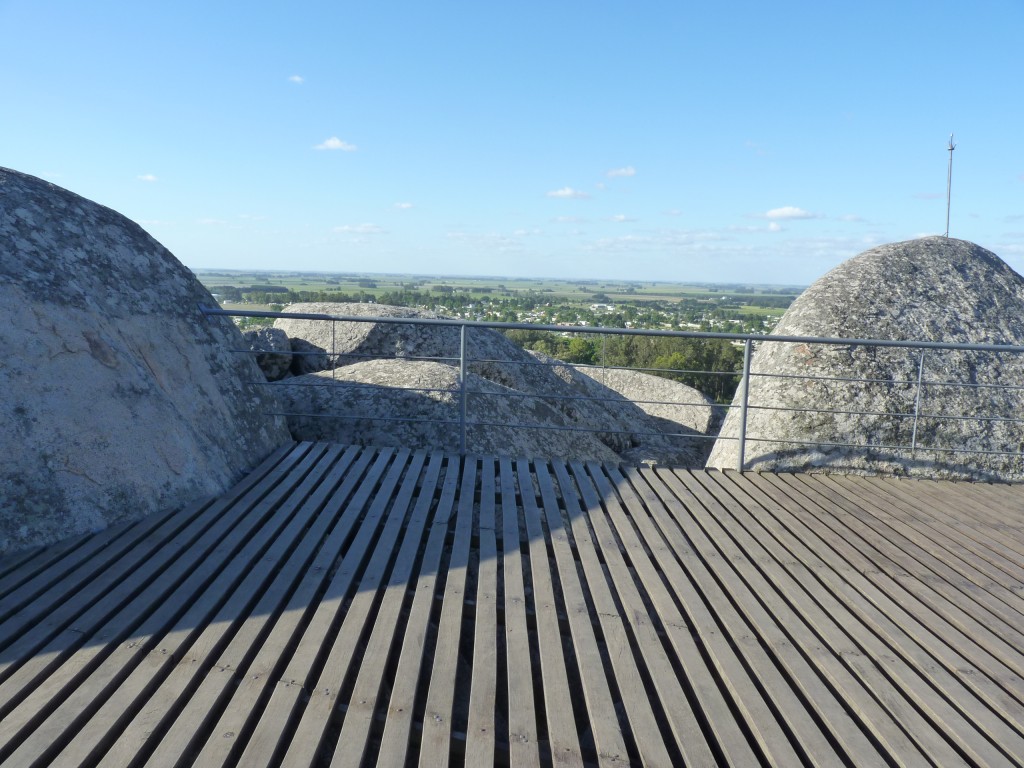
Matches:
[[315, 137, 357, 151], [394, 202, 414, 209], [768, 222, 783, 232], [547, 186, 590, 199], [606, 166, 636, 178], [553, 215, 586, 223], [289, 75, 304, 84], [609, 214, 636, 223], [137, 174, 158, 182], [445, 230, 526, 252], [838, 214, 867, 223], [764, 206, 818, 220], [334, 223, 385, 234]]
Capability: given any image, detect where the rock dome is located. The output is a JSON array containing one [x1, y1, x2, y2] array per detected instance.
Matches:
[[0, 168, 290, 554], [707, 237, 1024, 479], [270, 303, 716, 464]]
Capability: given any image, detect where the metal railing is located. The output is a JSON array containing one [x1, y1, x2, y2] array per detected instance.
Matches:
[[200, 304, 1024, 475]]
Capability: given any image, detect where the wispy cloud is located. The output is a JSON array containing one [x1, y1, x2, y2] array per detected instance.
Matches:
[[547, 186, 590, 199], [763, 206, 819, 220], [334, 223, 385, 234], [608, 214, 636, 223], [553, 215, 586, 223], [730, 223, 783, 233], [198, 218, 228, 226], [744, 140, 768, 156], [606, 166, 636, 178], [137, 174, 158, 182], [838, 214, 867, 223], [289, 75, 304, 84], [315, 137, 357, 151], [394, 202, 414, 209], [445, 230, 527, 252]]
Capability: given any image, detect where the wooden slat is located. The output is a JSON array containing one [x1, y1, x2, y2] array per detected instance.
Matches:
[[374, 453, 462, 766], [180, 446, 371, 766], [5, 443, 333, 766], [49, 443, 357, 768], [262, 448, 420, 767], [0, 443, 321, 763], [464, 456, 498, 766], [787, 473, 1024, 671], [701, 470, 1024, 766], [518, 458, 583, 767], [618, 465, 850, 766], [499, 457, 541, 767], [330, 452, 446, 768], [533, 461, 633, 766], [760, 471, 1024, 703], [842, 475, 1024, 609], [578, 461, 754, 766], [179, 448, 395, 768], [415, 455, 475, 767], [0, 442, 297, 659], [5, 443, 1024, 767], [657, 468, 939, 763]]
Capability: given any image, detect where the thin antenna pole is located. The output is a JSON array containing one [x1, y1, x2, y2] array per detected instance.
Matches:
[[945, 133, 956, 237]]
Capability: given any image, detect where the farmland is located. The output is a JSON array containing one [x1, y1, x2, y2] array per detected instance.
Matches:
[[193, 269, 802, 335]]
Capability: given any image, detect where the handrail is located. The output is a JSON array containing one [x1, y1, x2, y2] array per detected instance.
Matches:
[[199, 304, 1024, 353], [201, 304, 1024, 473]]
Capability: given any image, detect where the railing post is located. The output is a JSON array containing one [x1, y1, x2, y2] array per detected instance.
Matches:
[[459, 324, 468, 456], [737, 338, 753, 472], [910, 350, 926, 457], [601, 333, 607, 383]]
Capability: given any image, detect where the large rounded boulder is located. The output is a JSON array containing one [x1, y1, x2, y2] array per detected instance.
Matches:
[[271, 303, 715, 464], [707, 237, 1024, 479], [0, 168, 290, 554]]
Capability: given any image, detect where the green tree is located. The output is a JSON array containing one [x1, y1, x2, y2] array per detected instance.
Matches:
[[564, 337, 598, 364]]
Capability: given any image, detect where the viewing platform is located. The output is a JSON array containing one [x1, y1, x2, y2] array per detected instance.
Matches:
[[3, 442, 1024, 766]]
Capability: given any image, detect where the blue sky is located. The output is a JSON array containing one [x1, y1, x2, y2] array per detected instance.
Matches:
[[3, 0, 1022, 285]]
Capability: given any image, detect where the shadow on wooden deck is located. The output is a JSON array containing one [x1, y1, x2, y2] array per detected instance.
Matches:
[[3, 441, 1024, 766]]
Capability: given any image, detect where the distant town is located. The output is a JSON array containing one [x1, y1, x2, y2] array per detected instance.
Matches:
[[194, 269, 802, 336]]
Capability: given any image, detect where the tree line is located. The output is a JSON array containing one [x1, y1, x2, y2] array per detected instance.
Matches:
[[504, 330, 742, 402]]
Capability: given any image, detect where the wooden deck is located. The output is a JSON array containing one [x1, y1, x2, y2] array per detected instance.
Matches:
[[3, 442, 1024, 767]]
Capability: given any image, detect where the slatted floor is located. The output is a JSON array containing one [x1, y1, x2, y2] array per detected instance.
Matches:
[[3, 442, 1024, 766]]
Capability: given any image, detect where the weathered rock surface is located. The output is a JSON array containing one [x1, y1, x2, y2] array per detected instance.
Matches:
[[270, 303, 715, 464], [578, 365, 721, 435], [0, 167, 290, 555], [707, 237, 1024, 479], [242, 326, 292, 381], [274, 361, 622, 461]]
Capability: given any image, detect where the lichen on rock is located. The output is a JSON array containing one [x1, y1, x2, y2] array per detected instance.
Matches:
[[0, 167, 290, 555], [707, 237, 1024, 480]]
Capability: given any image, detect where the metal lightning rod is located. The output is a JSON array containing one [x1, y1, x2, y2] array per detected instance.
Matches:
[[945, 132, 956, 237]]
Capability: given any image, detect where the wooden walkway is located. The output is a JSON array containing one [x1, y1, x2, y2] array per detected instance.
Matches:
[[3, 442, 1024, 767]]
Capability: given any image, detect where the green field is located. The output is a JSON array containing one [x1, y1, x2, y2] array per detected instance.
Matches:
[[194, 269, 803, 307]]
